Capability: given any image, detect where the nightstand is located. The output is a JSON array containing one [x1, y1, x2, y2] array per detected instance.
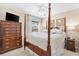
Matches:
[[65, 38, 75, 52]]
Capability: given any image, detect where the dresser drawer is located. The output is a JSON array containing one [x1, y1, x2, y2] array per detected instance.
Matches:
[[4, 37, 15, 40], [16, 43, 20, 46], [4, 40, 10, 44], [5, 42, 9, 45], [2, 22, 11, 25], [17, 40, 20, 43], [5, 46, 10, 49], [5, 39, 10, 41], [68, 41, 74, 45], [3, 43, 10, 49], [4, 34, 17, 37], [4, 31, 15, 34], [4, 28, 17, 31]]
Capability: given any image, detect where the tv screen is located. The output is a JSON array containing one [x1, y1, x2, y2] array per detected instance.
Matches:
[[6, 12, 19, 22]]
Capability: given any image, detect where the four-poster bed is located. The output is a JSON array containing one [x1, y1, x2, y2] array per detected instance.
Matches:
[[47, 3, 51, 56], [24, 3, 66, 56]]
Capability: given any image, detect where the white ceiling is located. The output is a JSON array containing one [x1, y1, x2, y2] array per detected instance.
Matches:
[[0, 3, 79, 18]]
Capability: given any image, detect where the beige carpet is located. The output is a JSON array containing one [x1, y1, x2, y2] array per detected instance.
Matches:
[[63, 49, 79, 56], [0, 47, 79, 56], [0, 47, 37, 56]]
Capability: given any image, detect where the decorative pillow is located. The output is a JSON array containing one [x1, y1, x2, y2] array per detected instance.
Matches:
[[51, 29, 62, 34]]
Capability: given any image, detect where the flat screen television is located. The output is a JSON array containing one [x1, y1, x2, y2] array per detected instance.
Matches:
[[6, 12, 19, 22]]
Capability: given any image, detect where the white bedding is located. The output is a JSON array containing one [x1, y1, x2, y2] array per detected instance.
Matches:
[[28, 32, 66, 56]]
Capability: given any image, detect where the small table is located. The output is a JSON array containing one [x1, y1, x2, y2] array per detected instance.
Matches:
[[65, 38, 75, 52]]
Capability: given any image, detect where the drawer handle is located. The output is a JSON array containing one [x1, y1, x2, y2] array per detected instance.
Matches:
[[17, 41, 20, 42], [6, 46, 9, 48], [5, 32, 9, 33], [17, 43, 19, 45], [6, 39, 9, 41], [5, 35, 9, 36], [69, 42, 72, 44], [6, 42, 9, 45]]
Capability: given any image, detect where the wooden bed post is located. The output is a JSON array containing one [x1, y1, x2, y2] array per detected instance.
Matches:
[[47, 3, 51, 56], [64, 17, 66, 33], [24, 14, 26, 50]]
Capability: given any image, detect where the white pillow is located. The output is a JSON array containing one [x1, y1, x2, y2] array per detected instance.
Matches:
[[51, 29, 62, 34]]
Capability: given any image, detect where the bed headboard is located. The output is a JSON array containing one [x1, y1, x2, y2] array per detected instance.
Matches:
[[46, 17, 66, 32]]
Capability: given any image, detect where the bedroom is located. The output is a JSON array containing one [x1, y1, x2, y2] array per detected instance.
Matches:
[[0, 3, 79, 56]]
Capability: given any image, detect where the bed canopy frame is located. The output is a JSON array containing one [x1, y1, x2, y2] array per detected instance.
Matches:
[[24, 3, 66, 56]]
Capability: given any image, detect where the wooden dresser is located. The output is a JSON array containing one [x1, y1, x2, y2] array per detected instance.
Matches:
[[0, 20, 22, 54], [65, 38, 75, 52]]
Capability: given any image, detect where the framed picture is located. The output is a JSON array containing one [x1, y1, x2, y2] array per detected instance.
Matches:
[[56, 18, 66, 32], [32, 21, 39, 32], [56, 18, 65, 26]]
